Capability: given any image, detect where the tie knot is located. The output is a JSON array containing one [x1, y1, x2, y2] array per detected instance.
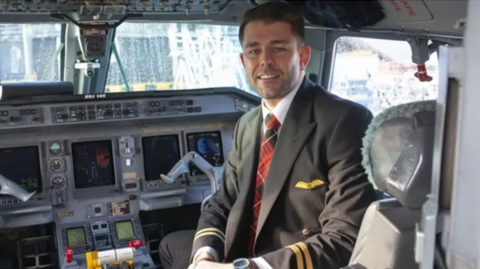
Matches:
[[265, 114, 281, 131]]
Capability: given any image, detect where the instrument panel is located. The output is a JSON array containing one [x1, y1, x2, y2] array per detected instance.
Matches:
[[0, 88, 259, 268], [0, 126, 230, 206], [60, 215, 144, 253], [0, 93, 254, 129], [0, 89, 257, 207]]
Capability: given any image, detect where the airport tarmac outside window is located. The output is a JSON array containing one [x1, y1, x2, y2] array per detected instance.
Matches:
[[329, 36, 439, 116], [0, 24, 63, 83], [106, 22, 256, 96]]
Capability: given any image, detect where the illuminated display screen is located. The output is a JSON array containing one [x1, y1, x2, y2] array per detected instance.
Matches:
[[72, 140, 115, 189], [66, 227, 87, 247], [0, 146, 42, 194], [115, 220, 135, 239], [142, 135, 181, 181], [186, 131, 224, 176]]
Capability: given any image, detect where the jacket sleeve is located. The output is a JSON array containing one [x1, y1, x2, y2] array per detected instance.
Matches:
[[260, 105, 378, 269], [190, 120, 242, 262]]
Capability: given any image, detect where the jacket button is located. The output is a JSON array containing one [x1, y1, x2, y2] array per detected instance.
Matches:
[[302, 228, 311, 236]]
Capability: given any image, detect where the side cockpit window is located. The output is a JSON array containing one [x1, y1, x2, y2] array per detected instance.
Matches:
[[329, 36, 438, 115]]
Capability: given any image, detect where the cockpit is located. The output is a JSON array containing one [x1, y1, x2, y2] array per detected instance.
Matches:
[[0, 82, 254, 268], [0, 0, 475, 268]]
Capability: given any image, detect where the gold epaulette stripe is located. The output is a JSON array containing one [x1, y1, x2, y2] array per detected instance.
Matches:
[[296, 242, 313, 269], [287, 244, 304, 269], [193, 228, 225, 243]]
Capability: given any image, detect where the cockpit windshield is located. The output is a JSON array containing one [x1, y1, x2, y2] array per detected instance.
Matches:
[[106, 22, 254, 94], [0, 23, 64, 83], [0, 22, 255, 96]]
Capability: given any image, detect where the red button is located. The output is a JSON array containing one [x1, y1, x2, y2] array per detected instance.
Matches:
[[65, 247, 73, 263], [128, 239, 145, 250]]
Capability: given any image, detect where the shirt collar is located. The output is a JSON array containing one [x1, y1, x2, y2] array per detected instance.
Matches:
[[261, 75, 304, 125]]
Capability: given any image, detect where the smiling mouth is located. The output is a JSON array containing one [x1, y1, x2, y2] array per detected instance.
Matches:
[[257, 75, 280, 80]]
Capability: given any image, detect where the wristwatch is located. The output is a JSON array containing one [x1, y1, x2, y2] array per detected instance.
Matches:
[[232, 258, 250, 269]]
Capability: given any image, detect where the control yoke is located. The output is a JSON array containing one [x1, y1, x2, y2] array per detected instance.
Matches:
[[161, 151, 219, 210], [0, 173, 36, 202]]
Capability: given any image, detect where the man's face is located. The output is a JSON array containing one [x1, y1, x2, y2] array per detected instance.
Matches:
[[240, 20, 311, 104]]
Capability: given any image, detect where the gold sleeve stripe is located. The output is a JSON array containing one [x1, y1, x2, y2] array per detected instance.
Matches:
[[296, 243, 313, 269], [195, 228, 225, 238], [193, 228, 225, 243], [287, 244, 304, 269], [194, 232, 225, 243]]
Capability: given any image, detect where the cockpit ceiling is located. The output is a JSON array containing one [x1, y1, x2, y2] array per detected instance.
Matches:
[[0, 0, 466, 38]]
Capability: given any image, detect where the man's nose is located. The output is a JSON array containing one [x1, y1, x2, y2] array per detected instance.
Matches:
[[260, 51, 274, 67]]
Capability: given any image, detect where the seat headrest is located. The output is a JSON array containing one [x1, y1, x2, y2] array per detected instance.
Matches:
[[361, 100, 436, 210]]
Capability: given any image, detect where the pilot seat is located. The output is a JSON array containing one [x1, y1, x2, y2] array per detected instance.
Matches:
[[343, 100, 437, 269]]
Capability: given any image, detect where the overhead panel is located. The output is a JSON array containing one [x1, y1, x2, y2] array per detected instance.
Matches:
[[0, 0, 230, 15]]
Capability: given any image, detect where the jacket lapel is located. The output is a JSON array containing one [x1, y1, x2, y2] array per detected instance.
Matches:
[[225, 109, 262, 260], [242, 111, 263, 194], [255, 78, 317, 243]]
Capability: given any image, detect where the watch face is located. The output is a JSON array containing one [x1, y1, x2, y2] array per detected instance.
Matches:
[[233, 258, 250, 269]]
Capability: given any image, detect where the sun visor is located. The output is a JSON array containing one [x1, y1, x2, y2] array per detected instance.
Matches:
[[284, 0, 386, 30]]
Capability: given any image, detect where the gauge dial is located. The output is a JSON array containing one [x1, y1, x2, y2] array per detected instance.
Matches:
[[48, 142, 63, 155], [50, 176, 66, 190], [50, 159, 65, 173]]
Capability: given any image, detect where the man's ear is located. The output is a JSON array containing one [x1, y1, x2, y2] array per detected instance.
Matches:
[[240, 53, 246, 68], [299, 46, 311, 71]]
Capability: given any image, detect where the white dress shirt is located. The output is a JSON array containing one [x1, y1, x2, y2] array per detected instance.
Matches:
[[261, 76, 303, 131], [194, 76, 304, 269]]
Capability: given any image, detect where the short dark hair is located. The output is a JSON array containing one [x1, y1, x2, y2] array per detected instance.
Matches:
[[238, 2, 305, 46]]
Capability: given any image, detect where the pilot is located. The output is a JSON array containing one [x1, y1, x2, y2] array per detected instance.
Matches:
[[159, 2, 378, 269]]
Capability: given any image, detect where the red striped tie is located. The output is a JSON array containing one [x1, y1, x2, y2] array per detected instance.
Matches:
[[248, 113, 281, 257]]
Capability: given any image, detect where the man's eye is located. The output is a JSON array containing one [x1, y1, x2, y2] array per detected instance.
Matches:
[[274, 48, 286, 52], [249, 50, 260, 54]]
